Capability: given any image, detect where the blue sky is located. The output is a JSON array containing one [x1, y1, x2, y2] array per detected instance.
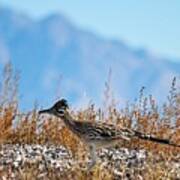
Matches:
[[1, 0, 180, 60]]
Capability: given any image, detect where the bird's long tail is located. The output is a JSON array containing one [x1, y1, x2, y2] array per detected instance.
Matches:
[[134, 131, 180, 147]]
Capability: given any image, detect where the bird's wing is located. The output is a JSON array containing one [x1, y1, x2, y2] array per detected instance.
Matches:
[[74, 121, 134, 141]]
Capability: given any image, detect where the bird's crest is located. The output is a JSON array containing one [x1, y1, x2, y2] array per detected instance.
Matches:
[[54, 99, 69, 109]]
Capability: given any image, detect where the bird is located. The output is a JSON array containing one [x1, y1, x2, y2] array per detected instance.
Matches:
[[39, 99, 180, 170]]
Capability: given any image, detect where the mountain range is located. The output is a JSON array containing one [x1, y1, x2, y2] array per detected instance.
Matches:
[[0, 8, 179, 109]]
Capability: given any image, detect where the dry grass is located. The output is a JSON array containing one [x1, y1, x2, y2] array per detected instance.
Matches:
[[0, 63, 180, 179]]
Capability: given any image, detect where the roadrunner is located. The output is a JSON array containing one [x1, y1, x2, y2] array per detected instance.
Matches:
[[39, 99, 180, 170]]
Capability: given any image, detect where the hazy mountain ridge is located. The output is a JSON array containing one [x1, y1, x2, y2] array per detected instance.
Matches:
[[0, 8, 179, 109]]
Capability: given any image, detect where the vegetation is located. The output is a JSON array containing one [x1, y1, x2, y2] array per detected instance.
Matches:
[[0, 63, 179, 179]]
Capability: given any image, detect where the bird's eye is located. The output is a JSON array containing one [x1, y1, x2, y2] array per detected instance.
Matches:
[[57, 109, 65, 115]]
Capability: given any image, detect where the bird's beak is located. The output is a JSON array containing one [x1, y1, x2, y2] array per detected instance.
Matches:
[[39, 108, 54, 115]]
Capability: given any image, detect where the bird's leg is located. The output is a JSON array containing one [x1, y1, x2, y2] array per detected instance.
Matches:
[[87, 144, 97, 171]]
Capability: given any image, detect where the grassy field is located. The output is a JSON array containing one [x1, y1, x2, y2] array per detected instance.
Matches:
[[0, 63, 179, 179]]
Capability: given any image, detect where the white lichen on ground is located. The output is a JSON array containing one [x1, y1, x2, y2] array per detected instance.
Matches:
[[0, 144, 179, 179]]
